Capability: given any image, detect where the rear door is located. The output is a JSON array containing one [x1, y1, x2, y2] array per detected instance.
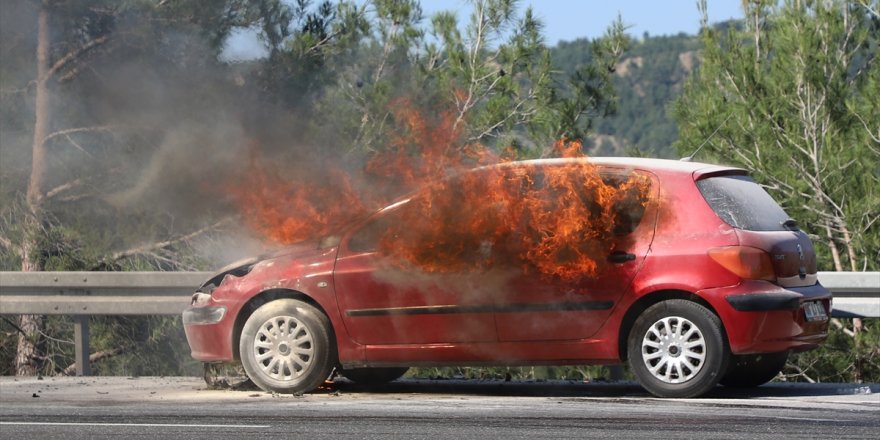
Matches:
[[494, 166, 660, 341]]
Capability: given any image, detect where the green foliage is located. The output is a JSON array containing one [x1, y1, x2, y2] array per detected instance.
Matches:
[[674, 0, 879, 272], [88, 316, 201, 376], [304, 0, 632, 157], [537, 16, 631, 145], [551, 32, 701, 157], [785, 320, 880, 383], [0, 316, 199, 376], [0, 0, 279, 376]]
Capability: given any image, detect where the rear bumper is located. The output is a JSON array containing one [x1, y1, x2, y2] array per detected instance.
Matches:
[[725, 282, 829, 311], [701, 281, 832, 355]]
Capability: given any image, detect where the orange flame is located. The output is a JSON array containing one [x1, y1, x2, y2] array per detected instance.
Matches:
[[227, 102, 651, 283], [377, 141, 651, 281], [365, 98, 498, 192], [226, 150, 369, 244]]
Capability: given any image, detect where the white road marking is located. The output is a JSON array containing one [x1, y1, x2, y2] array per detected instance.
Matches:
[[0, 421, 270, 428], [744, 415, 846, 423]]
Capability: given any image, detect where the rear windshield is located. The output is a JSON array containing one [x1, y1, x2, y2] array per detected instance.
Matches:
[[696, 175, 789, 231]]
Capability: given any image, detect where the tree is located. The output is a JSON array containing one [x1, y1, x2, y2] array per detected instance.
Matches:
[[674, 0, 879, 382], [0, 0, 297, 376], [542, 16, 630, 150], [675, 0, 879, 272], [316, 0, 630, 157]]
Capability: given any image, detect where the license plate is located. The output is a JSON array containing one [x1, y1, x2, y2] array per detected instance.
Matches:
[[804, 301, 828, 322]]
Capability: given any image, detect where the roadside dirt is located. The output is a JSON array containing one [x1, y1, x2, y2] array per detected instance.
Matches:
[[1, 376, 877, 409]]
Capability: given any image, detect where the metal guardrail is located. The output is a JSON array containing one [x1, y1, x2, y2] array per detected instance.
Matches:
[[0, 271, 210, 315], [813, 271, 880, 318], [0, 271, 878, 376], [0, 271, 210, 376]]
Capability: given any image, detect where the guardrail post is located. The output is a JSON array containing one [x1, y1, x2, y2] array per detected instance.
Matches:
[[73, 315, 91, 376]]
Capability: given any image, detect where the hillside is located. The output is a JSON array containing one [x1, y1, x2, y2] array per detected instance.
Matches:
[[552, 33, 702, 158]]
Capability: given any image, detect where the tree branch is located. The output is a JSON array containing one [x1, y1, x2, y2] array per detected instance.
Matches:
[[43, 35, 110, 83], [96, 218, 233, 267], [45, 178, 86, 200], [831, 317, 856, 337], [784, 361, 817, 384], [61, 348, 124, 376], [0, 234, 13, 252], [43, 125, 116, 146]]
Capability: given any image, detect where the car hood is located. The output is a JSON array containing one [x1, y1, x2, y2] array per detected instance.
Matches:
[[199, 239, 338, 290]]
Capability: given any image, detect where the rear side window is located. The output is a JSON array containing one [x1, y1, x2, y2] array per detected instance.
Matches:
[[601, 173, 650, 236], [697, 175, 789, 231]]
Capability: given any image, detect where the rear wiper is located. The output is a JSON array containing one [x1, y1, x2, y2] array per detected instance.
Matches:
[[781, 218, 799, 231]]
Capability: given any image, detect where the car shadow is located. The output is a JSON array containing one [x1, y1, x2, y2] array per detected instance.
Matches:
[[324, 378, 879, 399]]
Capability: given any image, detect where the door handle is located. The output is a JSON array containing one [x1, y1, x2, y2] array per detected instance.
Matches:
[[607, 251, 636, 263]]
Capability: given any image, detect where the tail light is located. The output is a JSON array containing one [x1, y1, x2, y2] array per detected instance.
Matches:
[[708, 246, 776, 282]]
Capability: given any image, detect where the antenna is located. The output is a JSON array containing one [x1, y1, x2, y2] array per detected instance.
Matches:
[[681, 113, 733, 162]]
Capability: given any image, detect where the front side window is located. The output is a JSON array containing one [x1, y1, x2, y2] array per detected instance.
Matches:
[[344, 163, 654, 279], [346, 203, 406, 253]]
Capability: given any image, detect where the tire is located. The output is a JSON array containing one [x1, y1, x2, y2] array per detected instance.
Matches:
[[339, 367, 409, 385], [720, 351, 788, 388], [627, 300, 729, 398], [239, 299, 334, 394]]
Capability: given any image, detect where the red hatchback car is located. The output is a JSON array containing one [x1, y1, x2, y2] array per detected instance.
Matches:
[[183, 158, 831, 398]]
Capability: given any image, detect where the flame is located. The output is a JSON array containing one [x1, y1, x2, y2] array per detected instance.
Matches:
[[226, 149, 369, 244], [226, 103, 651, 283], [365, 98, 499, 192], [377, 140, 651, 281]]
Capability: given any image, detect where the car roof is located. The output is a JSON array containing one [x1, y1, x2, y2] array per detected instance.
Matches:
[[492, 157, 747, 179]]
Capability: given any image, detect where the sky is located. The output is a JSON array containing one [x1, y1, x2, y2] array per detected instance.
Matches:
[[418, 0, 745, 44], [222, 0, 745, 60]]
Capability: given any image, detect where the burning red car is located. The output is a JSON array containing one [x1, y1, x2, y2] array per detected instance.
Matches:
[[183, 157, 830, 398]]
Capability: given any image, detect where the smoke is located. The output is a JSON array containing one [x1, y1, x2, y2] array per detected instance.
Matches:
[[2, 1, 652, 280], [0, 1, 372, 268]]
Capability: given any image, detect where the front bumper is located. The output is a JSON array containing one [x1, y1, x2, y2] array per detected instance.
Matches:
[[182, 306, 226, 325], [702, 280, 832, 354], [183, 302, 237, 362]]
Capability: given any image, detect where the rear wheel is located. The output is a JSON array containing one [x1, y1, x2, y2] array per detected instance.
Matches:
[[339, 367, 409, 385], [720, 351, 788, 387], [239, 299, 334, 394], [628, 300, 729, 398]]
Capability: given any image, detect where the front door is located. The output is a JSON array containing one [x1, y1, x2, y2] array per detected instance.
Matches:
[[333, 200, 498, 345]]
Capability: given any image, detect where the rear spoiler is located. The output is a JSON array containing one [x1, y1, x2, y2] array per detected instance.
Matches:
[[692, 167, 748, 181]]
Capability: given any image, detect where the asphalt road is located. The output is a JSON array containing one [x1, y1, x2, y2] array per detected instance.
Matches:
[[1, 377, 878, 439]]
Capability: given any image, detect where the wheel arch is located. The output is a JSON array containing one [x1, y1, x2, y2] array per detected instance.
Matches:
[[617, 289, 725, 361], [231, 288, 334, 361]]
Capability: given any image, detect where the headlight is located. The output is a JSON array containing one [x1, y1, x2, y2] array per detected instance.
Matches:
[[191, 292, 213, 306]]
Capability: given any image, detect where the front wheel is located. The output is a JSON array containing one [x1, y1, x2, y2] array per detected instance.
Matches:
[[239, 299, 334, 394], [628, 300, 729, 398]]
